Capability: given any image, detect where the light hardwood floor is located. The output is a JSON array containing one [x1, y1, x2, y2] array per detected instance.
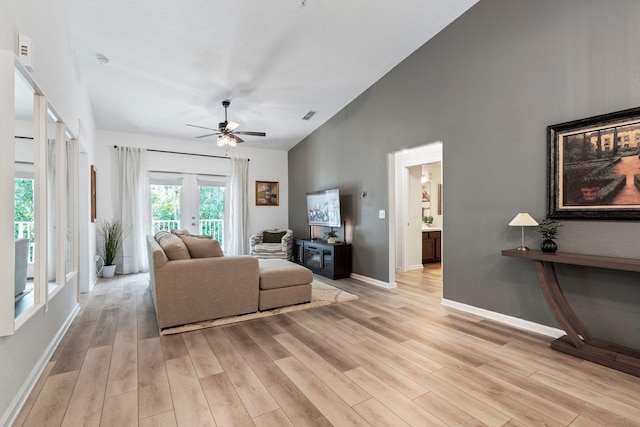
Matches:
[[14, 264, 640, 426]]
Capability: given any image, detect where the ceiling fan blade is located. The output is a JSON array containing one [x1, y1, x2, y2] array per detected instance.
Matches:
[[232, 135, 244, 143], [234, 131, 266, 137], [186, 124, 218, 131], [225, 121, 239, 131], [195, 133, 219, 139]]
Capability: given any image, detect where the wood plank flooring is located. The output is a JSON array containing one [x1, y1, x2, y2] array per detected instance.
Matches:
[[14, 264, 640, 426]]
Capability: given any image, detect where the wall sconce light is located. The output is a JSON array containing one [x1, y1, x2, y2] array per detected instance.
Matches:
[[508, 213, 538, 251], [360, 192, 367, 198]]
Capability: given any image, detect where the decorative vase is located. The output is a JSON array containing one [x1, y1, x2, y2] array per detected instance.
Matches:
[[540, 239, 557, 253], [327, 237, 336, 244], [102, 264, 116, 278]]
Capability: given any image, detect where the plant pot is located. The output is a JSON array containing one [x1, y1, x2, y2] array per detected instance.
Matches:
[[102, 264, 116, 278], [327, 237, 336, 244], [540, 239, 558, 253]]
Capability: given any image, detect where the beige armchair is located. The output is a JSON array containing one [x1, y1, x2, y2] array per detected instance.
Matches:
[[250, 229, 293, 260]]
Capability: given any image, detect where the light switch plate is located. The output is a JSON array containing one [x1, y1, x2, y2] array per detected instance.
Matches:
[[379, 209, 386, 219]]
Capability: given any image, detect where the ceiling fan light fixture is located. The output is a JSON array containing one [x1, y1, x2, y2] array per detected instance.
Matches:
[[188, 100, 265, 144], [217, 134, 236, 147]]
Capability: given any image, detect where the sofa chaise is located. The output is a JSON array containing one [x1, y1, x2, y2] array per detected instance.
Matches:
[[147, 231, 313, 330]]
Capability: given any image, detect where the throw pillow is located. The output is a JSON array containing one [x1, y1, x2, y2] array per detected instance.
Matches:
[[156, 232, 191, 260], [180, 235, 224, 258], [263, 231, 286, 243], [171, 229, 212, 239]]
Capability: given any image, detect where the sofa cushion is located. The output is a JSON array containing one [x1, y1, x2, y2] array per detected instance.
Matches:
[[171, 229, 213, 239], [180, 235, 224, 258], [258, 259, 313, 290], [263, 231, 286, 243], [155, 231, 191, 260]]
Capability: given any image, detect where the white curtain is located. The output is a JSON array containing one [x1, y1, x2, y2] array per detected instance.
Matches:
[[116, 147, 149, 273], [226, 158, 249, 255]]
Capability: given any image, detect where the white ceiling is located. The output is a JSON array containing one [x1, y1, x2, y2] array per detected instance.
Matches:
[[62, 0, 478, 151]]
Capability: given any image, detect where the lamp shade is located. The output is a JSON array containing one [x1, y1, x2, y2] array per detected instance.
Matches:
[[508, 213, 538, 227]]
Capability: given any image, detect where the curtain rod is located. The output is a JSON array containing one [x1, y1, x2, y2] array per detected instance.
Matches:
[[16, 136, 34, 140], [113, 145, 248, 161]]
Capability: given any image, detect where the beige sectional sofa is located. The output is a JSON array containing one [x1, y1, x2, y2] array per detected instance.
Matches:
[[147, 231, 313, 330]]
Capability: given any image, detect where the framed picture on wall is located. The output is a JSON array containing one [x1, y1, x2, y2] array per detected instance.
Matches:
[[548, 106, 640, 220], [256, 181, 279, 206], [90, 165, 97, 222]]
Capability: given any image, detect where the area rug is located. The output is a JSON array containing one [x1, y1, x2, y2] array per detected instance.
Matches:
[[160, 281, 358, 335]]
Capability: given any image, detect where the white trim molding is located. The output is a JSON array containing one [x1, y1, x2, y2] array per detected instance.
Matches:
[[351, 273, 397, 289], [441, 298, 565, 339]]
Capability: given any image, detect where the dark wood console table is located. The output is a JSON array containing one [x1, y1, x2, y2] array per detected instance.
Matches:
[[502, 249, 640, 377]]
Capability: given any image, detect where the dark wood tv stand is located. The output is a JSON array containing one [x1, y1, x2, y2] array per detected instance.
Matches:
[[294, 239, 352, 279]]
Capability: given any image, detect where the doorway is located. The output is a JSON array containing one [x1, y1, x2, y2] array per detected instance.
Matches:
[[388, 142, 443, 286], [149, 173, 228, 243]]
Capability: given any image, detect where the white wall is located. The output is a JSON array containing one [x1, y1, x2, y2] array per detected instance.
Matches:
[[0, 0, 96, 424], [95, 130, 289, 246]]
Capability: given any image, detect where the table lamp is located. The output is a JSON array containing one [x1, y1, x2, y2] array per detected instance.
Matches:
[[508, 213, 538, 251]]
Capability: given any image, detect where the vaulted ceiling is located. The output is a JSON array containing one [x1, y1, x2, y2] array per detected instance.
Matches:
[[63, 0, 478, 150]]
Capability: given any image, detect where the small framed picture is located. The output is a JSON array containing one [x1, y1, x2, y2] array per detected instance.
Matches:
[[256, 181, 279, 206]]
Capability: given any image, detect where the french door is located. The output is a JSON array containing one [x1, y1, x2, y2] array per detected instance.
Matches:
[[150, 173, 227, 244]]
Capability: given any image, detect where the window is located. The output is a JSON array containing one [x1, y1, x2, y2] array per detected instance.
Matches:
[[150, 174, 227, 242], [150, 183, 182, 233], [14, 176, 34, 264]]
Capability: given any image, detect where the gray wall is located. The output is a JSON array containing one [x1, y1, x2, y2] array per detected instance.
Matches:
[[289, 0, 640, 348]]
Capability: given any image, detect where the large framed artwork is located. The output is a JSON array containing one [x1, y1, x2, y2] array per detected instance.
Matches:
[[255, 181, 279, 206], [548, 106, 640, 220]]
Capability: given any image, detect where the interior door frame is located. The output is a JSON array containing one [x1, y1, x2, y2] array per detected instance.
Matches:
[[388, 141, 443, 282]]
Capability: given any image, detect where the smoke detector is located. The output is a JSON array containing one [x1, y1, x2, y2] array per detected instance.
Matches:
[[96, 53, 110, 65]]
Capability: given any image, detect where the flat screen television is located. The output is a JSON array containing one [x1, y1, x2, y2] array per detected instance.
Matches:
[[306, 188, 341, 227]]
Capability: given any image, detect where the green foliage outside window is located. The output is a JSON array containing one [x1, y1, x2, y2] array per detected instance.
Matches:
[[150, 185, 181, 221], [199, 186, 224, 220], [14, 178, 34, 223]]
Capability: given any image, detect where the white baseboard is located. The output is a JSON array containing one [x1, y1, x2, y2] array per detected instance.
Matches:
[[350, 273, 397, 289], [408, 264, 424, 271], [2, 303, 80, 427], [440, 298, 565, 339]]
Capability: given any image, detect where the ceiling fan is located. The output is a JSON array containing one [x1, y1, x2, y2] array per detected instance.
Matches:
[[186, 100, 266, 147]]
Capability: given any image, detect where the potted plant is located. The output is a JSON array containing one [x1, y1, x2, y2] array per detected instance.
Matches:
[[423, 216, 434, 226], [98, 219, 131, 277], [325, 230, 338, 244], [537, 218, 561, 253]]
